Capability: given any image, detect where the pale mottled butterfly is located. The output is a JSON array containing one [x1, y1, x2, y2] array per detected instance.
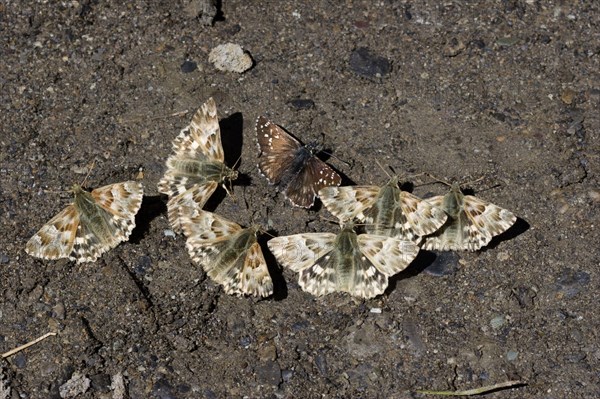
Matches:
[[26, 181, 143, 263], [268, 225, 419, 299], [319, 176, 447, 243], [180, 209, 273, 297], [158, 98, 238, 232], [256, 116, 341, 208], [422, 183, 517, 251]]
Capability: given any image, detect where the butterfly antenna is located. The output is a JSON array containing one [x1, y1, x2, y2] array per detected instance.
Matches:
[[320, 149, 352, 168], [80, 159, 96, 189], [423, 172, 452, 188], [375, 159, 392, 178]]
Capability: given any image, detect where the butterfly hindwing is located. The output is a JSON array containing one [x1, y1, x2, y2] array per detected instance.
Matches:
[[182, 210, 273, 297]]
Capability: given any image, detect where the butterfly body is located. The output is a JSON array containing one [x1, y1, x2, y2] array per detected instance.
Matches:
[[268, 225, 419, 298], [182, 210, 273, 297], [26, 181, 143, 263], [319, 177, 447, 242], [158, 98, 238, 232], [256, 116, 341, 208], [422, 183, 517, 251]]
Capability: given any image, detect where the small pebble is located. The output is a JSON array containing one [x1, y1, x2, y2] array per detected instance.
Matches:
[[59, 372, 91, 398], [255, 361, 282, 386], [180, 60, 197, 73], [289, 99, 315, 109], [164, 229, 176, 238], [490, 315, 505, 330], [507, 350, 519, 361], [369, 307, 382, 314], [0, 253, 9, 264], [209, 43, 253, 73], [281, 369, 294, 383], [555, 268, 590, 299]]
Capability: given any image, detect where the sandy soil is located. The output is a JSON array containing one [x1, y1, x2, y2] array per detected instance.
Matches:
[[1, 1, 599, 398]]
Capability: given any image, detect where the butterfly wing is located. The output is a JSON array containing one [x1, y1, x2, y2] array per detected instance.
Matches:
[[91, 181, 144, 238], [357, 234, 419, 276], [284, 156, 342, 208], [268, 233, 336, 273], [182, 211, 272, 297], [399, 191, 448, 238], [461, 195, 517, 249], [166, 181, 218, 233], [319, 185, 380, 223], [172, 97, 224, 162], [256, 116, 302, 184], [422, 193, 516, 251], [222, 241, 273, 297], [25, 205, 79, 260]]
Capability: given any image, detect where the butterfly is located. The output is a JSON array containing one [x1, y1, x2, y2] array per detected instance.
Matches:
[[256, 116, 341, 208], [180, 209, 273, 297], [267, 225, 419, 299], [26, 181, 144, 263], [158, 98, 238, 233], [421, 183, 517, 251], [319, 176, 448, 243]]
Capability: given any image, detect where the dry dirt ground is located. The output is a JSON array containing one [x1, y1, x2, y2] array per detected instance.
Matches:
[[1, 1, 599, 398]]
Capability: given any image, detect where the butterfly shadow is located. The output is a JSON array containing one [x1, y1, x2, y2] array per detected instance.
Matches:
[[258, 232, 288, 301], [219, 112, 244, 169], [483, 216, 530, 251], [384, 250, 440, 295], [129, 195, 167, 244]]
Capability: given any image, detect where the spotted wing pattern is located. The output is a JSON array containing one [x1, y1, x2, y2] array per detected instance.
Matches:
[[158, 98, 237, 232], [268, 228, 419, 299], [181, 210, 273, 297], [422, 185, 516, 251], [26, 181, 143, 263], [319, 181, 447, 242], [256, 116, 341, 208]]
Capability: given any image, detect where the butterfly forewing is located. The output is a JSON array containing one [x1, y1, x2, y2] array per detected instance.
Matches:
[[256, 116, 341, 208], [172, 97, 224, 162], [182, 210, 273, 297], [26, 205, 80, 260], [256, 116, 302, 184], [26, 181, 143, 263]]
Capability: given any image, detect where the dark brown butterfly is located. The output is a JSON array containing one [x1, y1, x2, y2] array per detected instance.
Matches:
[[256, 116, 341, 208]]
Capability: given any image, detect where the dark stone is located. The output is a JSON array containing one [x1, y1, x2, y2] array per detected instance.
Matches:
[[14, 352, 27, 368], [135, 255, 152, 276], [555, 268, 590, 299], [349, 47, 391, 78], [0, 253, 9, 264], [315, 352, 328, 376], [152, 378, 175, 399], [89, 373, 111, 393], [255, 361, 282, 386], [181, 60, 198, 73], [289, 99, 315, 109]]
